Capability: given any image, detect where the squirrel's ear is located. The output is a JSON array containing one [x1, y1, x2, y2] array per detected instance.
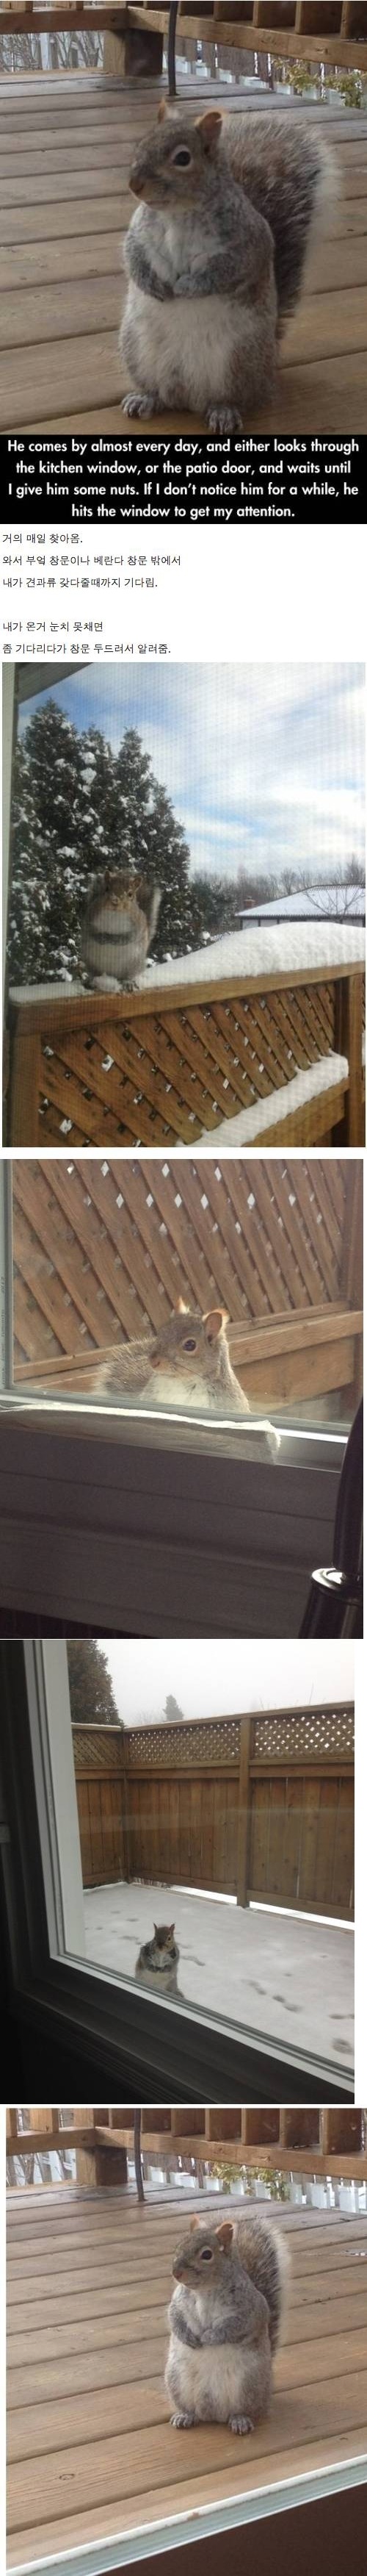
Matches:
[[157, 99, 167, 123], [215, 2221, 234, 2253], [175, 1297, 189, 1314], [203, 1307, 228, 1343], [189, 2217, 200, 2232], [195, 110, 222, 151]]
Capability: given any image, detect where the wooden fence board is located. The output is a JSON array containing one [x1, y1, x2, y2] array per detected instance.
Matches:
[[71, 1707, 355, 1915]]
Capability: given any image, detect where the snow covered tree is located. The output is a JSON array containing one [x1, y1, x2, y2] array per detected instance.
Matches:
[[67, 1640, 121, 1729], [7, 699, 257, 986], [7, 703, 195, 983]]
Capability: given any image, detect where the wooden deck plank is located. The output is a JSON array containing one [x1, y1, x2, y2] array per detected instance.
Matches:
[[2, 223, 367, 301], [8, 2330, 367, 2466], [7, 2187, 367, 2570], [9, 2214, 366, 2272], [8, 2255, 367, 2344], [8, 2431, 367, 2572], [18, 348, 367, 438], [8, 2368, 367, 2536], [7, 2228, 367, 2300], [0, 80, 366, 435]]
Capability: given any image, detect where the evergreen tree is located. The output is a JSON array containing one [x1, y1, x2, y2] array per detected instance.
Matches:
[[9, 699, 273, 986], [67, 1640, 121, 1728], [164, 1694, 184, 1723], [7, 705, 195, 983]]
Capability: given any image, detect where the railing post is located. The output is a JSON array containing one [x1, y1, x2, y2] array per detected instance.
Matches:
[[236, 1715, 252, 1906], [336, 971, 363, 1146], [73, 2107, 128, 2188]]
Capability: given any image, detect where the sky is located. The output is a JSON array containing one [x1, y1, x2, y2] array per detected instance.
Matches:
[[101, 1640, 354, 1727], [20, 661, 365, 887]]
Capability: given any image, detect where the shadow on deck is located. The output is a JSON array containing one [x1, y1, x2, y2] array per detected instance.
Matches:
[[7, 2181, 367, 2567], [1, 76, 367, 434]]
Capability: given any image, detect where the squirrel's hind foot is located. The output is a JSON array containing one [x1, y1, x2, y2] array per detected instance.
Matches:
[[170, 2411, 197, 2430], [230, 2414, 254, 2436], [122, 392, 156, 418], [206, 406, 243, 434]]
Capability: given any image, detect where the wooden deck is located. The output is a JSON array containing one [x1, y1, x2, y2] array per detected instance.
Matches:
[[1, 76, 367, 434], [7, 2183, 367, 2568]]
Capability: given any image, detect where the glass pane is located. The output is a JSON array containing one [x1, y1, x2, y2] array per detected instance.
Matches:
[[5, 1150, 363, 1448], [67, 1637, 355, 2082], [4, 661, 365, 1155]]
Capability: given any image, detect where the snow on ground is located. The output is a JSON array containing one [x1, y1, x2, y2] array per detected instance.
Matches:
[[197, 1055, 348, 1147], [9, 917, 366, 1006]]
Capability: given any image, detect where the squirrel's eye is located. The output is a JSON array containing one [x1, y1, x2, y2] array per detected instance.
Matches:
[[200, 2247, 213, 2261], [172, 148, 192, 168], [183, 1338, 197, 1352]]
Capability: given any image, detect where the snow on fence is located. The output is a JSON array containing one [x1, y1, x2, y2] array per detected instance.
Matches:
[[7, 950, 365, 1152], [72, 1704, 355, 1915], [12, 1152, 363, 1418]]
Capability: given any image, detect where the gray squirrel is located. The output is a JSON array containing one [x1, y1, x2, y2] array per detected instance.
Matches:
[[165, 2212, 290, 2433], [80, 869, 161, 991], [120, 101, 336, 431], [94, 1298, 280, 1454], [135, 1921, 181, 1995]]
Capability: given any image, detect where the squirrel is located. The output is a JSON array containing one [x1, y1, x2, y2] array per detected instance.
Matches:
[[120, 101, 336, 431], [94, 1298, 280, 1454], [135, 1920, 181, 1994], [79, 869, 161, 991], [165, 2211, 290, 2434]]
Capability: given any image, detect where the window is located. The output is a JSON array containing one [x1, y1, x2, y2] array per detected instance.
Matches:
[[1, 1637, 356, 2097], [3, 661, 365, 1152], [0, 1153, 362, 1637]]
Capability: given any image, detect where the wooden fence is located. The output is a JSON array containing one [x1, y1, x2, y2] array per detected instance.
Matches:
[[6, 2102, 367, 2181], [2, 4, 367, 76], [73, 1703, 355, 1917], [12, 1156, 363, 1419], [8, 958, 365, 1151]]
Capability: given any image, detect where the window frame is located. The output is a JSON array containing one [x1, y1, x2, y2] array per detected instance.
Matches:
[[0, 1641, 355, 2103]]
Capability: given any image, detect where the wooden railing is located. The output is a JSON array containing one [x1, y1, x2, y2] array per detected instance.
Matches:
[[8, 959, 365, 1149], [3, 4, 366, 74], [73, 1703, 355, 1916], [7, 2103, 367, 2180]]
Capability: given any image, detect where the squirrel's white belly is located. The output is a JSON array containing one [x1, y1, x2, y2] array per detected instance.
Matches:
[[123, 281, 247, 408], [167, 2333, 252, 2420], [143, 1368, 214, 1411]]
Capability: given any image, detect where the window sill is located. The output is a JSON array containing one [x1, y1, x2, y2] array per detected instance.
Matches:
[[0, 1402, 342, 1635]]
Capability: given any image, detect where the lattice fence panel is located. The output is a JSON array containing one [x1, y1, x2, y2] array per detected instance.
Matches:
[[251, 1707, 355, 1763], [123, 1718, 241, 1769], [10, 977, 340, 1151], [12, 1154, 350, 1371], [72, 1726, 125, 1770]]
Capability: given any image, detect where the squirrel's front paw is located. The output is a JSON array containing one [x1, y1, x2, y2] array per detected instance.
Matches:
[[230, 2414, 254, 2436], [170, 2411, 196, 2430], [206, 406, 244, 434], [122, 393, 156, 418]]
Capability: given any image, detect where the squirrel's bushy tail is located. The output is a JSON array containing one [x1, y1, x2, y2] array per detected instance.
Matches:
[[223, 113, 338, 323], [236, 2214, 291, 2352]]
